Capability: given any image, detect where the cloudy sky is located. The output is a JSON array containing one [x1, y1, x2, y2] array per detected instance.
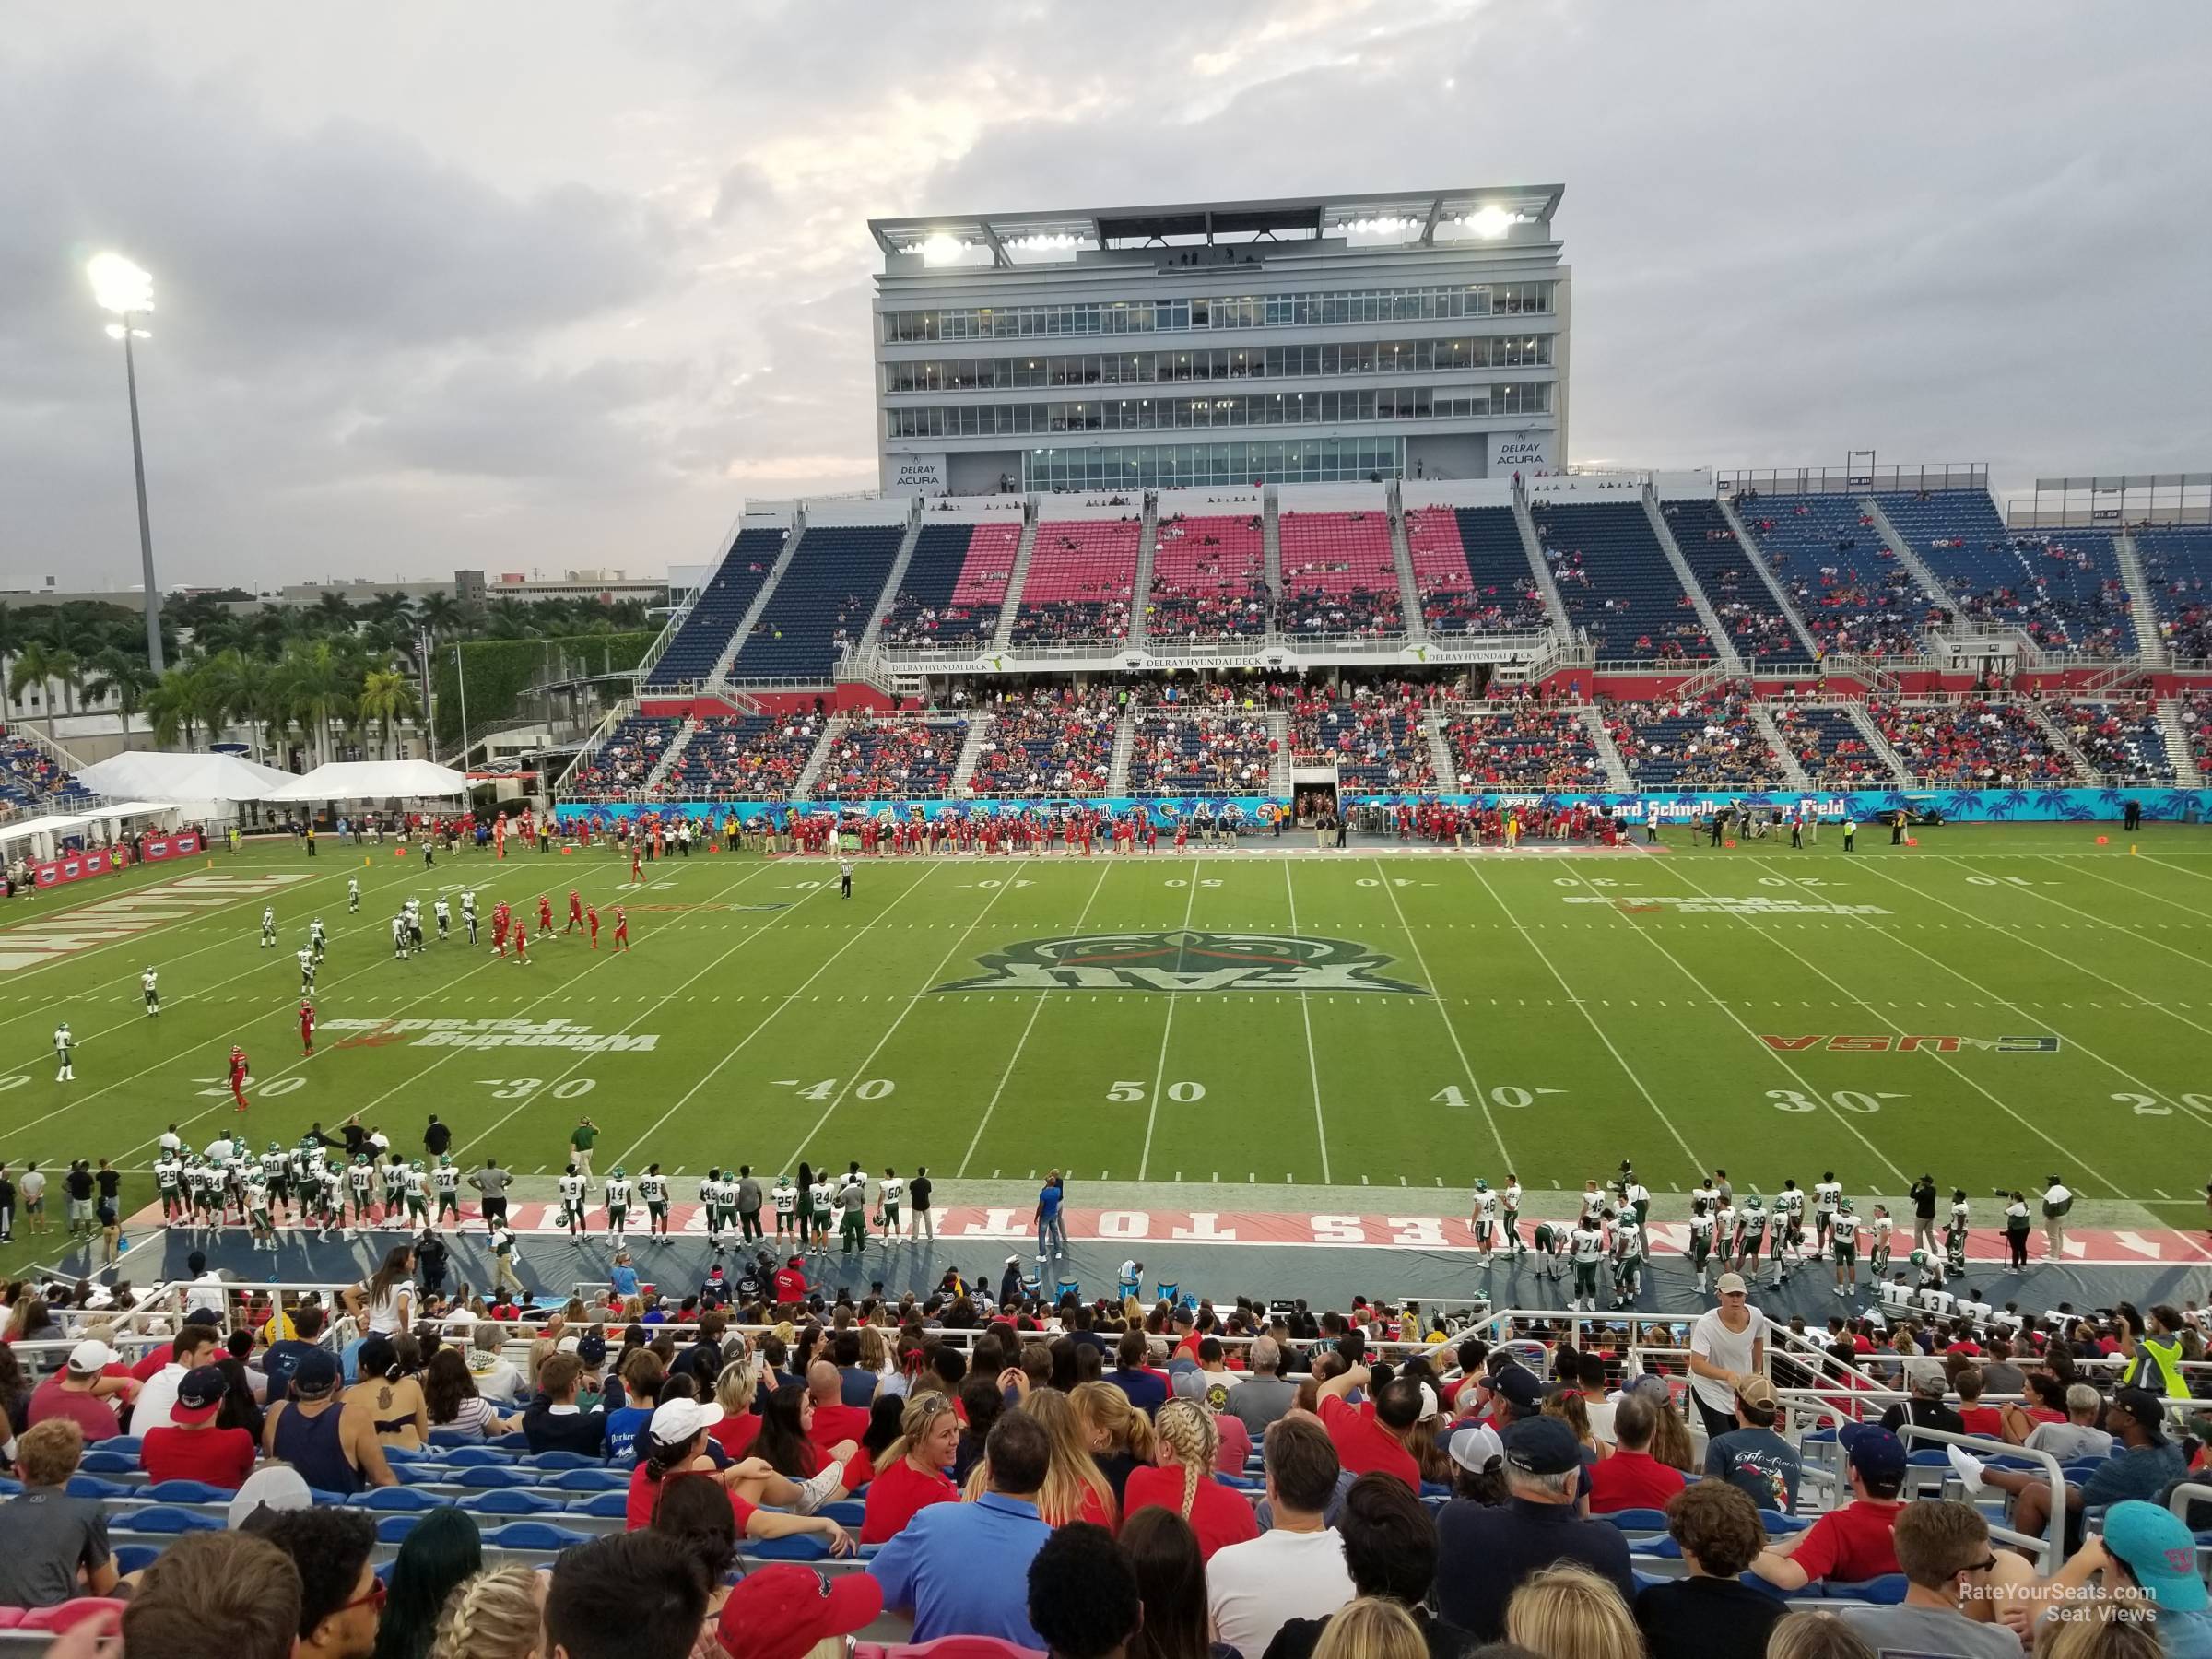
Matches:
[[5, 1, 2206, 594]]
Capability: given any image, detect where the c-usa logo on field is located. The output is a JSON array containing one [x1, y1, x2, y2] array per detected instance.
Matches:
[[935, 931, 1429, 995]]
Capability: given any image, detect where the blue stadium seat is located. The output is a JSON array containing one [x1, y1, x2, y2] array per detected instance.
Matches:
[[376, 1514, 424, 1544], [1759, 1512, 1807, 1535], [355, 1487, 447, 1512], [442, 1447, 515, 1467], [112, 1546, 161, 1577], [745, 1535, 831, 1562], [1826, 1576, 1908, 1606], [530, 1452, 601, 1471], [1741, 493, 1936, 657], [145, 1480, 241, 1504], [1530, 500, 1712, 662], [576, 1490, 631, 1519], [1601, 1509, 1673, 1534], [482, 1522, 595, 1551], [645, 525, 790, 690], [821, 1501, 865, 1527], [492, 1432, 533, 1453], [727, 524, 904, 681], [114, 1506, 223, 1535], [456, 1466, 544, 1488], [1662, 498, 1812, 666], [105, 1439, 141, 1457], [78, 1452, 135, 1475], [465, 1489, 568, 1516], [553, 1468, 630, 1493], [1875, 491, 2134, 652], [65, 1477, 135, 1500]]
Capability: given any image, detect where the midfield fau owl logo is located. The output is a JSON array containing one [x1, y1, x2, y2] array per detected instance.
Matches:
[[935, 931, 1430, 995]]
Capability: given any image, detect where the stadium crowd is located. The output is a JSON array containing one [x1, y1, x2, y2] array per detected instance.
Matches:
[[1867, 699, 2073, 785], [1602, 695, 1783, 791], [812, 718, 969, 802], [1443, 703, 1607, 790], [966, 687, 1119, 798], [1125, 712, 1279, 795]]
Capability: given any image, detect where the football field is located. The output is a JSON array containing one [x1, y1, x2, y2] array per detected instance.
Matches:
[[5, 826, 2212, 1247]]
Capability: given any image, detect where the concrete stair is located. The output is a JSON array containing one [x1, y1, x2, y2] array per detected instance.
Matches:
[[1388, 486, 1429, 644], [641, 716, 702, 794], [1421, 711, 1459, 787], [1718, 497, 1824, 663], [852, 506, 923, 660], [1749, 704, 1813, 790], [793, 714, 842, 799], [1512, 485, 1576, 638], [2018, 698, 2101, 783], [1107, 709, 1136, 795], [1644, 488, 1743, 674], [1262, 489, 1284, 611], [709, 516, 805, 689], [2158, 697, 2205, 786], [1268, 710, 1292, 797], [1857, 497, 1951, 614], [1843, 703, 1916, 785], [948, 713, 994, 794], [1130, 496, 1159, 652], [1581, 705, 1632, 790], [2115, 533, 2169, 666], [989, 510, 1041, 653]]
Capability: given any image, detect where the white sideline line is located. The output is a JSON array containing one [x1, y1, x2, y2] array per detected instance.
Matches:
[[1282, 861, 1333, 1184], [2013, 856, 2212, 992], [957, 860, 1114, 1180], [1137, 859, 1205, 1182], [1370, 857, 1512, 1172], [1461, 861, 1709, 1184]]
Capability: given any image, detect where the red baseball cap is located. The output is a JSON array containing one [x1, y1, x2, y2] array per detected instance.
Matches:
[[715, 1565, 882, 1659]]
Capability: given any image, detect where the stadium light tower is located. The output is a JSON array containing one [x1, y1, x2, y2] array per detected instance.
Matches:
[[88, 253, 165, 673]]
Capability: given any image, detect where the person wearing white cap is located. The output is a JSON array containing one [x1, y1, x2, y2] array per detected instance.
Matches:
[[627, 1396, 854, 1554], [25, 1338, 137, 1443], [1686, 1274, 1770, 1442], [226, 1465, 312, 1531]]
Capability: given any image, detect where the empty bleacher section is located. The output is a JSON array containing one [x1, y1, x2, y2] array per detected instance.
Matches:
[[1742, 494, 1937, 658], [1660, 499, 1813, 667], [1147, 508, 1269, 641], [1442, 703, 1606, 789], [967, 688, 1118, 796], [727, 505, 906, 681], [1012, 497, 1141, 645], [2136, 526, 2212, 661], [1531, 496, 1712, 661], [642, 520, 788, 689], [1603, 694, 1784, 789], [1402, 503, 1547, 634], [811, 714, 968, 799], [2053, 700, 2174, 782], [1276, 506, 1403, 638], [1868, 698, 2077, 783], [877, 518, 1024, 651], [564, 715, 681, 800], [1771, 704, 1892, 787], [1288, 686, 1435, 791], [1875, 492, 2134, 652], [1125, 710, 1277, 794], [665, 712, 827, 801]]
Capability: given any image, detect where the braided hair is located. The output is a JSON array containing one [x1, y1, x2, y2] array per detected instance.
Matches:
[[1153, 1399, 1218, 1522], [429, 1566, 542, 1659]]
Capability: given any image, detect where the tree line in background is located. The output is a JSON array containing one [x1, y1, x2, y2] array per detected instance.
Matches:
[[0, 589, 655, 765]]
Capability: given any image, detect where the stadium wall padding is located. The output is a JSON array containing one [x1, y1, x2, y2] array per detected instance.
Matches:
[[558, 787, 2212, 829]]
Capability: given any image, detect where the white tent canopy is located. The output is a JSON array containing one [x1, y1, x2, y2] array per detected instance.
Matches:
[[260, 760, 469, 802], [0, 802, 178, 850], [73, 751, 293, 802]]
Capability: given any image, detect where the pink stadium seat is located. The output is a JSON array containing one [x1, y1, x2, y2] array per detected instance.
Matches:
[[1014, 519, 1140, 642], [18, 1598, 128, 1633], [1148, 514, 1268, 641], [857, 1640, 1044, 1659], [1277, 512, 1401, 636]]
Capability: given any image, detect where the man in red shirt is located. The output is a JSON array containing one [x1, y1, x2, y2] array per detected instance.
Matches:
[[1751, 1423, 1906, 1589], [585, 905, 600, 948], [1951, 1366, 2006, 1439], [139, 1364, 256, 1489], [1583, 1391, 1687, 1514], [25, 1339, 135, 1442], [299, 1000, 315, 1056], [772, 1256, 808, 1306], [1314, 1360, 1420, 1488], [806, 1361, 871, 1453], [566, 889, 584, 933]]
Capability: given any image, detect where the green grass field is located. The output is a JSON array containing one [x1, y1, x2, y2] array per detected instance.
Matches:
[[4, 825, 2212, 1277]]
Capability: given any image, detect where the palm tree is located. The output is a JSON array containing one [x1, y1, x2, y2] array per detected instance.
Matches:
[[359, 668, 422, 759], [310, 592, 359, 636], [368, 592, 418, 629], [483, 599, 532, 640], [143, 663, 218, 748], [276, 638, 356, 766], [6, 640, 65, 741], [85, 647, 157, 740], [418, 592, 463, 640], [201, 649, 282, 763]]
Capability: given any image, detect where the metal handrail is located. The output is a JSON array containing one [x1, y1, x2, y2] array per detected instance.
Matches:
[[1893, 1422, 2066, 1572]]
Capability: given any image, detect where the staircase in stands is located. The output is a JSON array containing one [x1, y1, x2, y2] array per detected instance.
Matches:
[[792, 716, 841, 798], [1387, 487, 1430, 646], [1128, 495, 1160, 653], [851, 508, 924, 661], [1716, 497, 1824, 663], [1644, 487, 1744, 675], [1749, 705, 1814, 791], [2017, 699, 2100, 782], [2114, 533, 2169, 667], [1267, 710, 1292, 798], [706, 516, 806, 690], [641, 717, 703, 794], [2157, 699, 2205, 786], [948, 714, 994, 794], [1843, 705, 1916, 784], [989, 511, 1041, 653], [1420, 712, 1460, 787], [1580, 706, 1633, 789], [1856, 497, 1951, 613], [1261, 488, 1284, 612], [1106, 709, 1137, 795], [1510, 482, 1576, 638]]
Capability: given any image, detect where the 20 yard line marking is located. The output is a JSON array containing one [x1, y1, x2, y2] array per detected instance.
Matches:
[[1371, 858, 1510, 1171], [1282, 862, 1332, 1183], [1137, 858, 1206, 1182], [957, 860, 1114, 1179]]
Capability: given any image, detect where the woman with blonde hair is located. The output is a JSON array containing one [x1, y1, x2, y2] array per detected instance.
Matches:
[[1764, 1610, 1877, 1659], [429, 1565, 544, 1659], [1503, 1562, 1641, 1659], [970, 1385, 1114, 1527], [1071, 1380, 1159, 1511], [1312, 1597, 1426, 1659], [2032, 1602, 2161, 1659], [1124, 1398, 1258, 1560], [862, 1391, 960, 1544], [706, 1359, 762, 1459]]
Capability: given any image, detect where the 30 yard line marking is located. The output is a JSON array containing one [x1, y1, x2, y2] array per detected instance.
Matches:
[[1137, 858, 1206, 1182], [1459, 861, 1706, 1183], [1370, 858, 1510, 1171], [957, 860, 1114, 1179], [772, 861, 1031, 1168], [1282, 861, 1332, 1183]]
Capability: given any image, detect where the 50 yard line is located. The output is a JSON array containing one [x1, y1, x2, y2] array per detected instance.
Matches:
[[1281, 861, 1333, 1183], [1136, 858, 1206, 1182]]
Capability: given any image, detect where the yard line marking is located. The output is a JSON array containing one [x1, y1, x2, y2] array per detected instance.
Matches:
[[1369, 858, 1511, 1171], [769, 862, 1030, 1169], [957, 860, 1114, 1180], [1281, 863, 1332, 1183], [2049, 854, 2212, 926], [1683, 859, 2120, 1190], [1458, 862, 1706, 1184], [1855, 859, 2212, 1046], [1137, 859, 1206, 1182]]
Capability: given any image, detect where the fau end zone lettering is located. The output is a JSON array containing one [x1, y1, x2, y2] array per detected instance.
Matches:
[[1761, 1032, 2061, 1054]]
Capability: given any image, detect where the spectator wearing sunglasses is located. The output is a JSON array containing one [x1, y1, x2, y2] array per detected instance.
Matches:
[[257, 1506, 383, 1659], [1834, 1500, 2016, 1659]]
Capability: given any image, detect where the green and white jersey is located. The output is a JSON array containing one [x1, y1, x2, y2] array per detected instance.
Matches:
[[1832, 1214, 1860, 1248], [878, 1176, 904, 1208], [1712, 1204, 1736, 1243], [347, 1163, 372, 1196], [432, 1165, 460, 1195], [403, 1169, 427, 1202], [807, 1180, 831, 1217], [1579, 1190, 1605, 1222], [1501, 1182, 1522, 1215], [558, 1173, 584, 1211], [381, 1164, 406, 1198], [1813, 1180, 1842, 1215], [1949, 1199, 1971, 1233], [699, 1177, 726, 1211], [1612, 1225, 1644, 1264], [771, 1182, 797, 1216], [603, 1177, 632, 1212], [320, 1167, 345, 1206], [1688, 1213, 1714, 1258], [1571, 1225, 1606, 1265], [1472, 1190, 1498, 1227], [155, 1157, 182, 1194], [1775, 1190, 1805, 1223], [243, 1167, 269, 1207], [1870, 1216, 1893, 1252], [53, 1027, 71, 1057], [639, 1174, 668, 1207]]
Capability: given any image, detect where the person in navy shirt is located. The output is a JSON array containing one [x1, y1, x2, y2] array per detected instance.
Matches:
[[869, 1409, 1054, 1645], [1105, 1328, 1169, 1417]]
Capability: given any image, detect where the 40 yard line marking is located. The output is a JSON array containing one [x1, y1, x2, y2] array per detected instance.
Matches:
[[957, 860, 1115, 1180], [771, 862, 1031, 1169], [1137, 857, 1206, 1182], [1460, 861, 1707, 1184], [1370, 857, 1511, 1171], [1283, 861, 1332, 1183]]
